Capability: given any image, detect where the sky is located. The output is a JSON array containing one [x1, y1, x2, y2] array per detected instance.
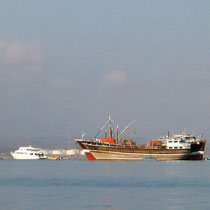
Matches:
[[0, 0, 209, 142]]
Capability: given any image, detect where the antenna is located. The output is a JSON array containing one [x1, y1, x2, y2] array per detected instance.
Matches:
[[67, 126, 71, 149], [109, 115, 112, 123], [82, 132, 86, 140]]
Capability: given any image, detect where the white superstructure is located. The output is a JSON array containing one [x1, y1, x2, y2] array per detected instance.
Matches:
[[10, 146, 47, 159], [166, 133, 197, 149]]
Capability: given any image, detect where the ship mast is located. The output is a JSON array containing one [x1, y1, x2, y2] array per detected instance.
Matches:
[[116, 125, 119, 144], [108, 115, 113, 139], [93, 116, 113, 140]]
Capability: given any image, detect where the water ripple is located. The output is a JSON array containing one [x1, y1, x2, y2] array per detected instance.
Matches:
[[0, 177, 209, 189]]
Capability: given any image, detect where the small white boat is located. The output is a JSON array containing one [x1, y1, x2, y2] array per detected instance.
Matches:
[[10, 145, 47, 160]]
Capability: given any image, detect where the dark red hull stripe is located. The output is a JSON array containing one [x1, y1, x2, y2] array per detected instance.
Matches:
[[85, 152, 96, 160]]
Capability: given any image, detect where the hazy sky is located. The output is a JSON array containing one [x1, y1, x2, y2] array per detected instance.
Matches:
[[0, 1, 209, 140]]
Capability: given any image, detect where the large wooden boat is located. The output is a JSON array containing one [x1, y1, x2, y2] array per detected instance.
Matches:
[[76, 117, 206, 161]]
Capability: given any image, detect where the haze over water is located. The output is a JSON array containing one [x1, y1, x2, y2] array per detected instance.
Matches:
[[0, 1, 210, 209], [0, 1, 210, 144], [1, 159, 210, 210]]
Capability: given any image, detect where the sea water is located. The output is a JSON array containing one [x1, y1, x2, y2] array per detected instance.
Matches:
[[0, 159, 210, 210]]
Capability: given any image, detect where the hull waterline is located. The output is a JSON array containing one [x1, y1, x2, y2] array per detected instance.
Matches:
[[83, 149, 204, 161]]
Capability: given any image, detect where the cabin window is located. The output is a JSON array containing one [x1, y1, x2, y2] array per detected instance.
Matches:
[[169, 141, 172, 143], [180, 147, 183, 149], [174, 147, 178, 149], [30, 153, 33, 155], [174, 141, 178, 143], [169, 147, 173, 149], [180, 139, 186, 143]]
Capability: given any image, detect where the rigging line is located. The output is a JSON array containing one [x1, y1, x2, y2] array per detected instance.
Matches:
[[93, 116, 113, 139], [119, 120, 136, 137]]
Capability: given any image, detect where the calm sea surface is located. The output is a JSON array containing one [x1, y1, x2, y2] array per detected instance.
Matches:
[[0, 159, 210, 210]]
